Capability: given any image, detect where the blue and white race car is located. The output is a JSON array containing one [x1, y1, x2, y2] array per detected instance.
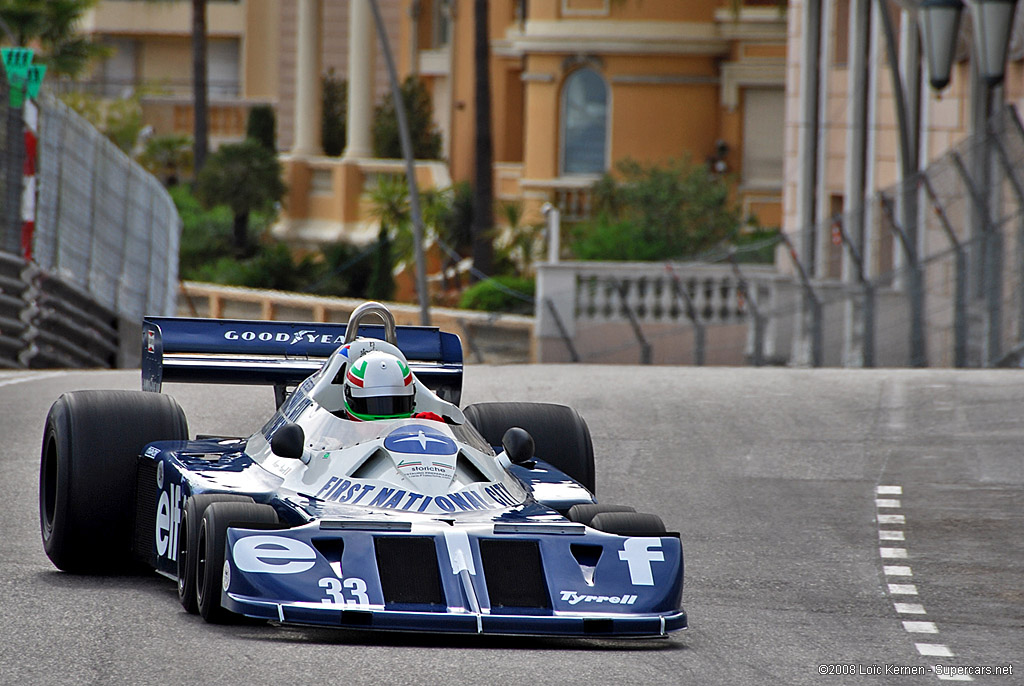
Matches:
[[39, 302, 685, 637]]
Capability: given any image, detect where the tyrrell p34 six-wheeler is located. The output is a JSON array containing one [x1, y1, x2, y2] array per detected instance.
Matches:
[[39, 303, 686, 637]]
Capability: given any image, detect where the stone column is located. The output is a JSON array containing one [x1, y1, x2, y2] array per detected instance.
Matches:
[[292, 0, 323, 156], [344, 0, 375, 159]]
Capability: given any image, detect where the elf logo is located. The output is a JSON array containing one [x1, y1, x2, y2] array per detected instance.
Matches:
[[155, 484, 181, 561], [618, 538, 665, 586]]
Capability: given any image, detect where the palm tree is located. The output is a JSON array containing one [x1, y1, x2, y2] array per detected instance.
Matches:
[[470, 0, 493, 279], [195, 139, 285, 252], [0, 0, 108, 79], [191, 0, 208, 173]]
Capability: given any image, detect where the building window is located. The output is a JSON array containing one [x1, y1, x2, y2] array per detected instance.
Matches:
[[208, 38, 240, 98], [561, 68, 608, 176], [741, 87, 784, 187], [102, 37, 138, 97]]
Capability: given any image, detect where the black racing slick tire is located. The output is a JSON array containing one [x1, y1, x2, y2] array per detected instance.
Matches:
[[464, 401, 596, 493], [567, 503, 636, 526], [589, 512, 667, 537], [39, 390, 188, 573], [178, 494, 255, 614], [195, 501, 278, 624]]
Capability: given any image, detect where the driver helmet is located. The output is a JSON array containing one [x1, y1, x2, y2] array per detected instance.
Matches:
[[343, 350, 415, 420]]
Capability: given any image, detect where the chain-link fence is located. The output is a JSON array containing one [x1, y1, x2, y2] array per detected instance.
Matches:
[[0, 69, 180, 368], [33, 95, 180, 319], [537, 105, 1024, 369]]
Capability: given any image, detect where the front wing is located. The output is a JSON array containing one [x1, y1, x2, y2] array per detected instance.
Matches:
[[223, 519, 686, 637]]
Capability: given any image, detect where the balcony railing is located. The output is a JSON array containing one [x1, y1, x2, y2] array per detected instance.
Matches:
[[59, 78, 241, 100]]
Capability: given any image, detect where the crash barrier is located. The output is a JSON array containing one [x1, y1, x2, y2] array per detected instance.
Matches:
[[0, 251, 120, 369], [0, 252, 28, 368], [177, 281, 534, 364], [537, 106, 1024, 369]]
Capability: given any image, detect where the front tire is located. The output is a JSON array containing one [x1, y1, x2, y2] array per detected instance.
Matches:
[[195, 501, 278, 623], [39, 390, 188, 573], [178, 494, 255, 614], [464, 401, 596, 493]]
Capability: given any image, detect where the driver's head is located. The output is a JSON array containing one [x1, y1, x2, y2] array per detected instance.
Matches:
[[343, 350, 414, 420]]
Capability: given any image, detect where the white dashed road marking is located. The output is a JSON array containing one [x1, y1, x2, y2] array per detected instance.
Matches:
[[884, 565, 913, 576], [875, 485, 972, 681], [877, 514, 906, 524], [903, 621, 938, 633], [916, 643, 954, 658], [888, 584, 918, 595]]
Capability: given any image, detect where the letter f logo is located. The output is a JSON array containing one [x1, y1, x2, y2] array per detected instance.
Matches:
[[618, 538, 664, 586]]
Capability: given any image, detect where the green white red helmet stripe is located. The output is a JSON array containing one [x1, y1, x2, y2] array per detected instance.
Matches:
[[346, 359, 368, 388], [399, 359, 412, 386]]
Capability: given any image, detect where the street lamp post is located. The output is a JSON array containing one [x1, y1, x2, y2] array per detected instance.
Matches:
[[915, 0, 1017, 365]]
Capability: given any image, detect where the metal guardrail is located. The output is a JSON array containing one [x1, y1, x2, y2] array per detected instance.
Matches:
[[0, 250, 119, 370], [0, 251, 27, 368]]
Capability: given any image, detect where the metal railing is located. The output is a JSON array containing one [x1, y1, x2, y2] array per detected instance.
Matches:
[[535, 105, 1024, 369]]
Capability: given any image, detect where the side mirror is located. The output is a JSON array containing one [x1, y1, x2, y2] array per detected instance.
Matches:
[[271, 422, 305, 460], [501, 427, 534, 465]]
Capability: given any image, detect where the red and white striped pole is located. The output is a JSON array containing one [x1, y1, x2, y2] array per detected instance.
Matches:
[[20, 98, 37, 262]]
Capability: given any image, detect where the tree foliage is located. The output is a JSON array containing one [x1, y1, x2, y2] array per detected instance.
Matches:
[[138, 133, 193, 185], [246, 104, 276, 152], [372, 75, 442, 160], [195, 139, 286, 252], [61, 90, 144, 153], [571, 157, 741, 261], [0, 0, 109, 78], [322, 69, 347, 156]]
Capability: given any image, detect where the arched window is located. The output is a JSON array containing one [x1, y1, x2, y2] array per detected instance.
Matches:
[[561, 68, 608, 175]]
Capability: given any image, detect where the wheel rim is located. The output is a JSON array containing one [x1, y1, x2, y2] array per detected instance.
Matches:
[[177, 509, 189, 595], [196, 519, 208, 606], [40, 434, 58, 539]]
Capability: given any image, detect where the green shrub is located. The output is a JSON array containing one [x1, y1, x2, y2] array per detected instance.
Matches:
[[246, 105, 277, 152], [458, 276, 535, 314], [322, 70, 347, 156], [571, 157, 741, 261], [189, 243, 317, 292], [372, 76, 442, 160], [732, 227, 781, 264]]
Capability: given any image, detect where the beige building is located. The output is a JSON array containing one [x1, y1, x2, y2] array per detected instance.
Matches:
[[278, 0, 789, 248], [783, 0, 1024, 367], [79, 0, 403, 149], [80, 1, 789, 254]]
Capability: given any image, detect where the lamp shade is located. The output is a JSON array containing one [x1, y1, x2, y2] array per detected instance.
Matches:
[[969, 0, 1019, 86], [920, 0, 965, 90]]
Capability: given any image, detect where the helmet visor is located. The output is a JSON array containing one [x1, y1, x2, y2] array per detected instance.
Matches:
[[345, 392, 414, 420]]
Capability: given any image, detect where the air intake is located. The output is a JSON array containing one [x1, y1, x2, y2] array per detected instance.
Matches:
[[479, 539, 550, 610], [374, 537, 445, 607]]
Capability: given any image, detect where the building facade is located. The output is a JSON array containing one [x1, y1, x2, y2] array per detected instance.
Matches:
[[783, 0, 1024, 367]]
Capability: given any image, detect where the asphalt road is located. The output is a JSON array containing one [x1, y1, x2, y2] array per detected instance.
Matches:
[[1, 366, 1021, 685]]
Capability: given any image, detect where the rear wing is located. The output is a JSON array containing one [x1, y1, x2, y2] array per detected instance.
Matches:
[[141, 317, 464, 406]]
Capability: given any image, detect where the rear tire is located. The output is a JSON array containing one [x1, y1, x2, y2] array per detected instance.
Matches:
[[178, 494, 255, 614], [590, 512, 667, 536], [196, 501, 278, 623], [567, 503, 636, 526], [464, 401, 596, 493], [39, 390, 188, 573]]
